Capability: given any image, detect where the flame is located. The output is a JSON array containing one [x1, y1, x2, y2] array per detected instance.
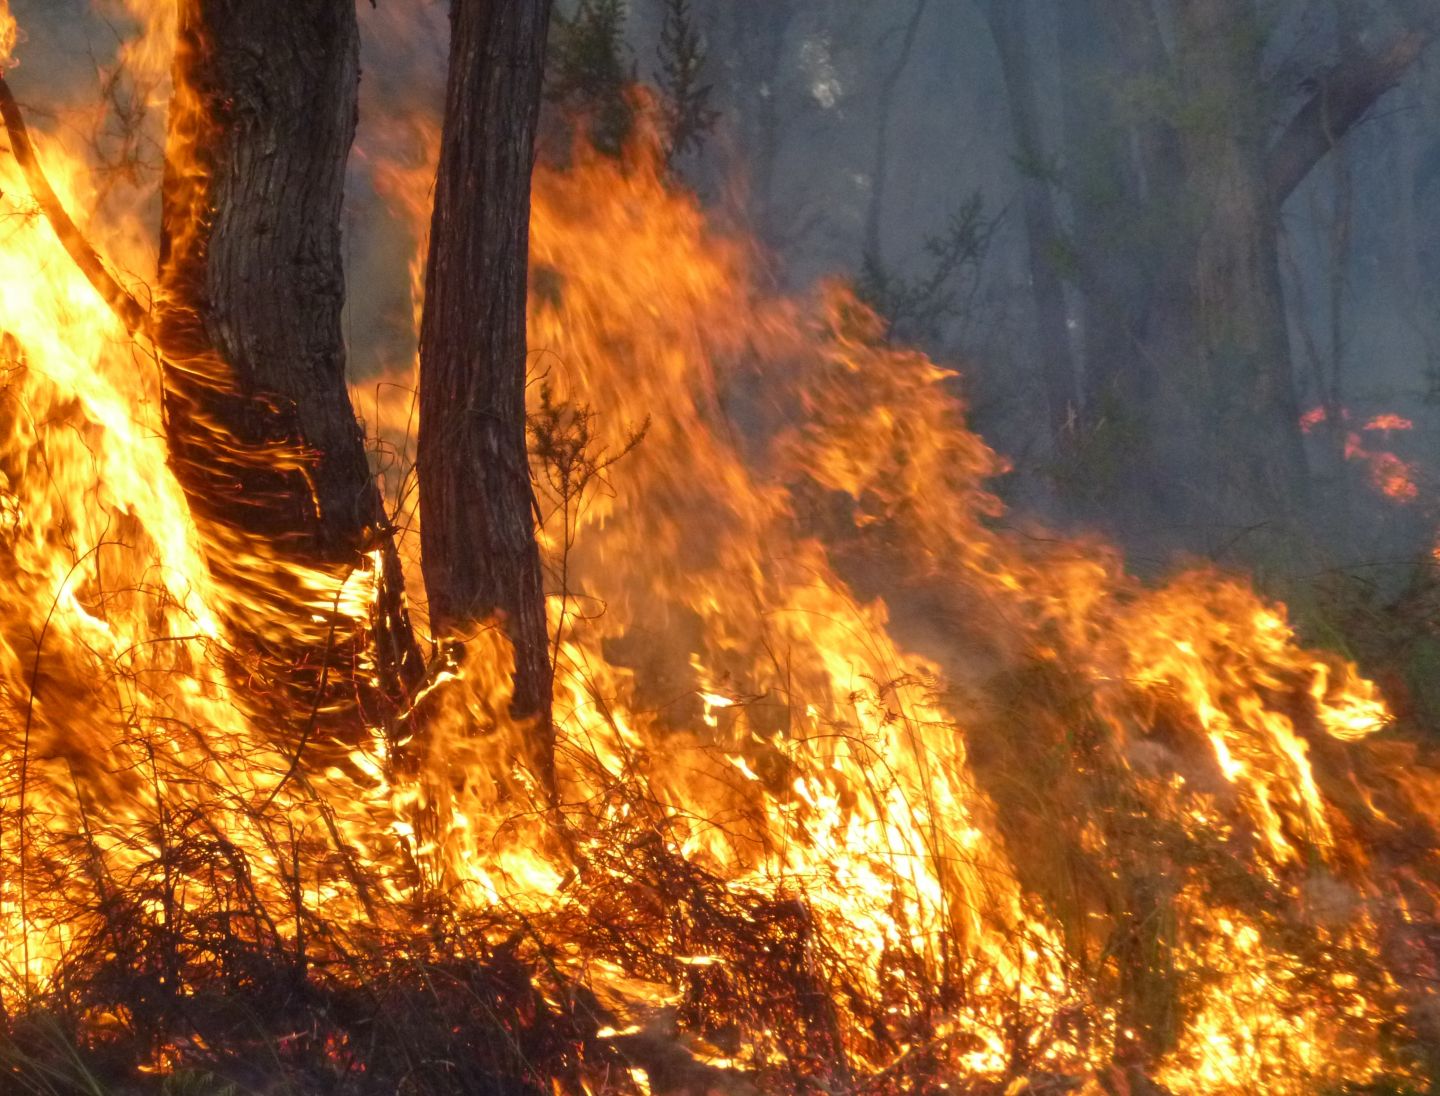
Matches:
[[0, 6, 15, 69], [0, 7, 1432, 1094], [1365, 413, 1414, 433], [1302, 405, 1422, 502]]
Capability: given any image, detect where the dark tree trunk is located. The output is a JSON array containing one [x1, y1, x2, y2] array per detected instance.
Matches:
[[980, 0, 1080, 447], [158, 0, 424, 747], [419, 0, 554, 783]]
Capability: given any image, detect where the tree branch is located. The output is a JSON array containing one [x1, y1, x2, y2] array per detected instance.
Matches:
[[0, 74, 150, 338], [1266, 28, 1433, 205]]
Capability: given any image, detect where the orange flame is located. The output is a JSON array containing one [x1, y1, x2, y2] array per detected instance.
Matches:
[[0, 8, 1430, 1094], [1303, 406, 1422, 502]]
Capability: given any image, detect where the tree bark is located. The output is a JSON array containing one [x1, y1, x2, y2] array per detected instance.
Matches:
[[158, 0, 424, 747], [419, 0, 554, 783], [1064, 0, 1432, 554], [1092, 0, 1184, 209], [1066, 0, 1182, 419]]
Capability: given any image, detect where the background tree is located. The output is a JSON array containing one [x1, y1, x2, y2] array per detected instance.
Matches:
[[419, 0, 556, 784], [1047, 0, 1437, 558]]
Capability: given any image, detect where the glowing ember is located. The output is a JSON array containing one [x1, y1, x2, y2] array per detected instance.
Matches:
[[1299, 405, 1332, 433], [1364, 413, 1414, 433], [1302, 406, 1422, 503]]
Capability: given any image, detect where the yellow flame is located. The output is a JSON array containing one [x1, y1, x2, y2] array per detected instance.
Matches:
[[0, 7, 1427, 1094]]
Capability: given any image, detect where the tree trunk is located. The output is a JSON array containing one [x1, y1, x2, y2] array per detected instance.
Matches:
[[703, 0, 796, 253], [158, 0, 424, 747], [1061, 0, 1428, 556], [1057, 0, 1310, 552], [863, 0, 930, 268], [980, 0, 1080, 448], [1061, 0, 1173, 420], [1058, 0, 1203, 534], [419, 0, 554, 783], [1153, 0, 1307, 536]]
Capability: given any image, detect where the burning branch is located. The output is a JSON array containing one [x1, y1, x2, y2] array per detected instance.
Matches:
[[0, 74, 150, 339]]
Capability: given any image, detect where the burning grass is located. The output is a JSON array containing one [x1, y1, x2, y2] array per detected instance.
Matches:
[[1, 6, 1440, 1094]]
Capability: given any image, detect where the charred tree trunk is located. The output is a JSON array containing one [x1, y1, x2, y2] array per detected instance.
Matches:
[[980, 0, 1080, 450], [419, 0, 554, 784], [158, 0, 424, 748]]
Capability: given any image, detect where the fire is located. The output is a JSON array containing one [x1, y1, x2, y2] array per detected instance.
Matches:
[[1301, 405, 1422, 502], [1365, 413, 1414, 433], [0, 4, 1433, 1094], [0, 10, 14, 68]]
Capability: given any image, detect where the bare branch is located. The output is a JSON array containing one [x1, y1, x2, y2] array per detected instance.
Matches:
[[1266, 28, 1433, 205]]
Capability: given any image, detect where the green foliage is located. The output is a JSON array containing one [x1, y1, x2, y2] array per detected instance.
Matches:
[[855, 191, 1000, 345], [547, 0, 716, 165], [546, 0, 636, 156], [655, 0, 718, 164]]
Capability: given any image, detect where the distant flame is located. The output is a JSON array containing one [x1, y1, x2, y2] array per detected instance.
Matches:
[[0, 0, 18, 71], [1303, 405, 1421, 502]]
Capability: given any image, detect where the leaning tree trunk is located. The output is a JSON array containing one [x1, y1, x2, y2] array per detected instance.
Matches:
[[158, 0, 425, 750], [419, 0, 555, 785]]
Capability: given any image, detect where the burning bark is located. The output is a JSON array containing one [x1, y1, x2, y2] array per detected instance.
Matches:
[[418, 0, 555, 786], [0, 3, 1438, 1093], [155, 0, 424, 745], [0, 0, 426, 758]]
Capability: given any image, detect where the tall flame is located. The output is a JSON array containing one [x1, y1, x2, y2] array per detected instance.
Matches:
[[0, 5, 1432, 1094]]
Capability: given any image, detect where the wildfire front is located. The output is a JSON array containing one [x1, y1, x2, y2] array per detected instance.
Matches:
[[0, 2, 1437, 1095]]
